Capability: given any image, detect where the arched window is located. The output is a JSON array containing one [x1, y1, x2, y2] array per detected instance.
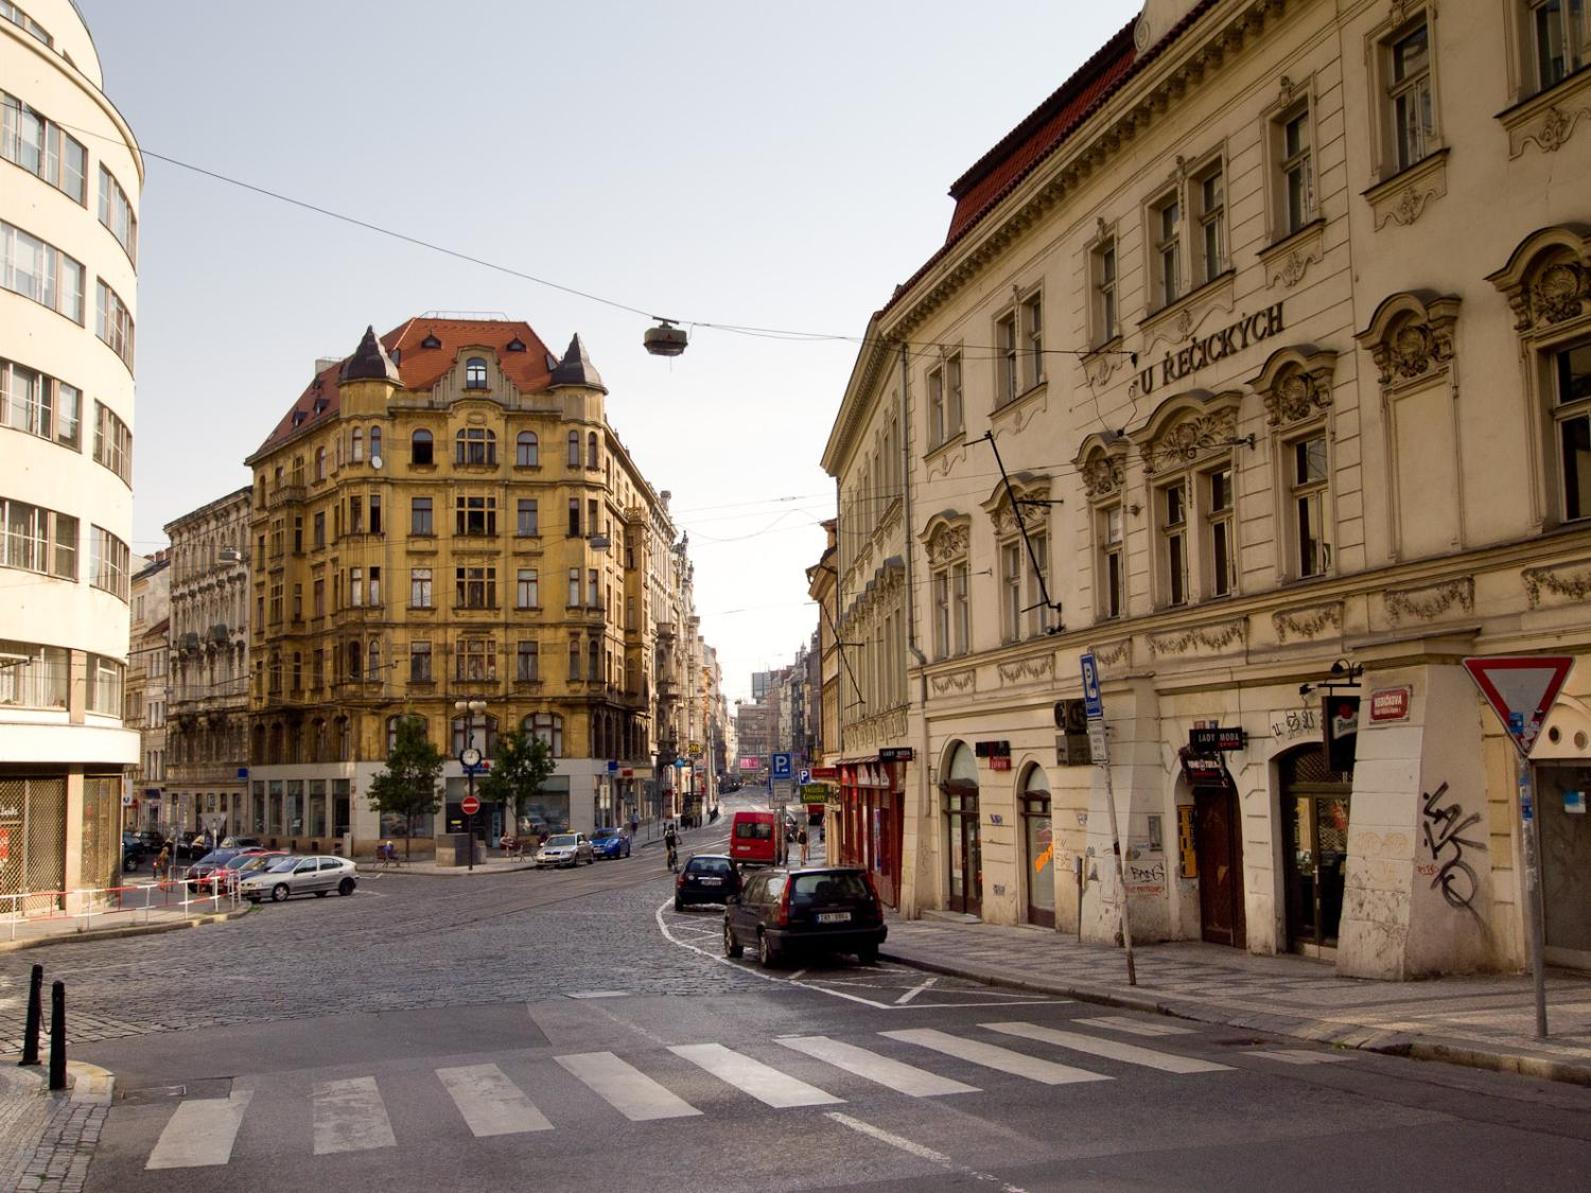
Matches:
[[368, 639, 381, 680], [256, 477, 266, 508], [465, 357, 488, 388], [351, 428, 364, 463], [369, 426, 382, 463], [524, 712, 564, 757], [347, 640, 362, 681], [455, 427, 497, 466], [567, 431, 580, 467], [516, 431, 539, 467], [411, 428, 433, 466], [451, 713, 499, 756], [335, 717, 351, 761], [315, 447, 327, 481], [586, 431, 598, 469], [1020, 763, 1055, 927]]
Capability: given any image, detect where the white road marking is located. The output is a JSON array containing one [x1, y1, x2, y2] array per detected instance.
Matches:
[[894, 976, 938, 1005], [777, 1035, 978, 1096], [1243, 1048, 1358, 1065], [145, 1091, 252, 1169], [312, 1076, 396, 1154], [436, 1063, 552, 1137], [1074, 1015, 1196, 1038], [555, 1051, 701, 1121], [565, 991, 629, 999], [982, 1021, 1230, 1074], [825, 1111, 1028, 1193], [670, 1042, 843, 1108], [881, 1028, 1110, 1086]]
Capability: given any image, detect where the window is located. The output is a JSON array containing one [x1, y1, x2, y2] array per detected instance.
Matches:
[[1, 359, 80, 449], [368, 639, 381, 682], [1552, 340, 1591, 520], [952, 561, 970, 655], [455, 639, 497, 682], [525, 712, 563, 757], [587, 431, 599, 469], [94, 280, 133, 366], [568, 498, 581, 537], [1026, 533, 1049, 637], [587, 499, 599, 538], [410, 496, 433, 536], [86, 654, 123, 714], [88, 525, 128, 599], [313, 577, 325, 617], [292, 582, 303, 620], [410, 567, 433, 608], [313, 649, 324, 690], [411, 429, 433, 466], [1151, 192, 1182, 307], [313, 511, 326, 548], [367, 566, 381, 607], [516, 498, 538, 537], [1, 498, 75, 579], [1277, 103, 1314, 236], [454, 427, 496, 466], [1099, 505, 1125, 619], [1291, 434, 1332, 577], [1193, 163, 1225, 286], [588, 638, 600, 682], [315, 446, 327, 480], [1206, 466, 1236, 596], [97, 165, 136, 260], [367, 494, 381, 535], [0, 4, 52, 46], [516, 431, 539, 467], [516, 568, 539, 608], [1531, 0, 1587, 92], [932, 571, 950, 659], [567, 567, 581, 607], [0, 641, 68, 709], [995, 311, 1018, 407], [349, 567, 364, 607], [455, 566, 495, 609], [1000, 541, 1023, 643], [410, 641, 433, 683], [454, 494, 497, 536], [1160, 481, 1189, 607], [1387, 18, 1434, 171], [587, 568, 600, 608], [2, 93, 86, 203], [568, 639, 582, 681], [1092, 238, 1118, 344], [369, 426, 382, 464], [348, 495, 363, 535], [567, 431, 580, 467], [927, 365, 946, 448], [465, 357, 488, 388], [516, 641, 540, 682], [3, 221, 85, 322], [350, 428, 363, 464], [1023, 292, 1044, 390]]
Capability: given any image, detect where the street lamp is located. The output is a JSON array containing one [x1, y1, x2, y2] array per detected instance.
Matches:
[[454, 698, 487, 872]]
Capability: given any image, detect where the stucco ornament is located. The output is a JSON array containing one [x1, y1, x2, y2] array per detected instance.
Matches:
[[1148, 617, 1246, 658], [1262, 367, 1331, 426], [1529, 260, 1590, 327], [1272, 600, 1343, 643], [1523, 558, 1591, 608], [997, 654, 1055, 684], [1143, 408, 1237, 475], [930, 668, 976, 695], [926, 524, 969, 567], [1081, 454, 1126, 498], [1384, 577, 1473, 625]]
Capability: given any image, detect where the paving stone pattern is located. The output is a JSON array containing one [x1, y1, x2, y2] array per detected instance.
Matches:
[[10, 1098, 106, 1193]]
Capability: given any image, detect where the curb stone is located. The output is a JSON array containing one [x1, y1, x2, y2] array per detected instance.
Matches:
[[880, 946, 1591, 1086], [0, 905, 251, 954]]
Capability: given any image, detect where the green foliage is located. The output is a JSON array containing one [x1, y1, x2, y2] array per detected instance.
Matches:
[[480, 727, 556, 825], [367, 716, 444, 852]]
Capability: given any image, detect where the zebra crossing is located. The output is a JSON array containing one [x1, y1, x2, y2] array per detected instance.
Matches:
[[135, 1020, 1336, 1168]]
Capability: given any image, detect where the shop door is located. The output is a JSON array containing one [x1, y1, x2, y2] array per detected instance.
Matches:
[[1280, 745, 1352, 955], [1022, 792, 1055, 928], [945, 792, 982, 917], [1193, 784, 1245, 947], [1538, 765, 1591, 968]]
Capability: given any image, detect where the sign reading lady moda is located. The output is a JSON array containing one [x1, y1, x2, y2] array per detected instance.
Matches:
[[1137, 301, 1286, 396]]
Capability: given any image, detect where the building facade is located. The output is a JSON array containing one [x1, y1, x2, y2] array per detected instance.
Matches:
[[244, 317, 705, 852], [824, 0, 1591, 976], [1, 0, 140, 900], [126, 554, 169, 832], [165, 487, 251, 838]]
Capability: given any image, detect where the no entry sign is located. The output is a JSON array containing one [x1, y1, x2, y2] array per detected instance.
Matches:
[[460, 794, 480, 816]]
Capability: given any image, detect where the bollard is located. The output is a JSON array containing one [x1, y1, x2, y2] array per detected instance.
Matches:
[[48, 980, 66, 1091], [19, 963, 42, 1066]]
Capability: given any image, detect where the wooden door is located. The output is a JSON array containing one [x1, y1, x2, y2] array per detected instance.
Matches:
[[1194, 786, 1245, 947]]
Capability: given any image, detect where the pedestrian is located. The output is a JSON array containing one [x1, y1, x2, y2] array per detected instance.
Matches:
[[154, 843, 171, 881], [798, 825, 809, 865], [629, 813, 639, 838]]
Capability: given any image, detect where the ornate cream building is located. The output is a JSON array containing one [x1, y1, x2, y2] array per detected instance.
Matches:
[[823, 0, 1591, 976]]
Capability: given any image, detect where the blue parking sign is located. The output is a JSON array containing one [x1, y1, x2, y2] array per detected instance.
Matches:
[[772, 753, 793, 780], [1080, 653, 1103, 720]]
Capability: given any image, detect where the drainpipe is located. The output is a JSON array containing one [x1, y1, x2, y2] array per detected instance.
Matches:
[[899, 342, 931, 918]]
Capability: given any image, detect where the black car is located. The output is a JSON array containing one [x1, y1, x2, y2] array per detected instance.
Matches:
[[121, 833, 147, 872], [723, 866, 886, 968], [674, 854, 740, 911]]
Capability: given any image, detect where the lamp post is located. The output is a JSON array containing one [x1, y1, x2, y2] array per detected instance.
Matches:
[[454, 698, 487, 872]]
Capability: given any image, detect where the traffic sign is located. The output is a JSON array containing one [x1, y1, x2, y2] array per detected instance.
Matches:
[[460, 794, 480, 816], [1087, 719, 1110, 764], [771, 753, 793, 780], [1463, 655, 1574, 757], [1080, 653, 1103, 720], [798, 768, 811, 785]]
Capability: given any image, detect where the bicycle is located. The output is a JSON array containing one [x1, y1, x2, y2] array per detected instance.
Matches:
[[666, 843, 679, 873]]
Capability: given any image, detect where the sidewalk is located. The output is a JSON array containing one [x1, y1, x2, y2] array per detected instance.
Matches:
[[0, 900, 245, 954], [881, 916, 1591, 1085], [0, 1062, 113, 1193]]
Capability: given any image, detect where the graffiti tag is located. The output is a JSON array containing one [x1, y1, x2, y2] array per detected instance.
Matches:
[[1421, 781, 1486, 910]]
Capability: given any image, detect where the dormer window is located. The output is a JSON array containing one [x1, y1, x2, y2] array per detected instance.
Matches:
[[421, 334, 442, 350], [507, 338, 526, 353], [292, 411, 306, 427], [465, 357, 488, 389], [312, 397, 328, 415]]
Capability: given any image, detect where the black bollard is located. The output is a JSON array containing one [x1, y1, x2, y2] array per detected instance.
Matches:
[[48, 980, 66, 1091], [19, 963, 42, 1066]]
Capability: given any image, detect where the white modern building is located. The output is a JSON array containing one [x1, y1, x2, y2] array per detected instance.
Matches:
[[1, 0, 141, 898]]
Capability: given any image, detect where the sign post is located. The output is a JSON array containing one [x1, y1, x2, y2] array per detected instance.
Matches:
[[1080, 652, 1135, 986], [1462, 654, 1574, 1040], [460, 748, 483, 873]]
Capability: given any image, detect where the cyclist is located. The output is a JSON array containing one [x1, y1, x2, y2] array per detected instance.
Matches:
[[663, 821, 680, 872]]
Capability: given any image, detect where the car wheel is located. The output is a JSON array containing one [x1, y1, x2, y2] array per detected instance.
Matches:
[[757, 929, 779, 968], [338, 877, 355, 896], [270, 883, 290, 903], [857, 944, 879, 965], [723, 921, 743, 959], [674, 897, 685, 913]]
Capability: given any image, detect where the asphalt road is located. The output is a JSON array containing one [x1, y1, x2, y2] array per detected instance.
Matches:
[[6, 797, 1591, 1192]]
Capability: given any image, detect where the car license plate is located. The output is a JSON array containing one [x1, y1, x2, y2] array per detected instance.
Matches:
[[817, 911, 851, 923], [699, 877, 721, 886]]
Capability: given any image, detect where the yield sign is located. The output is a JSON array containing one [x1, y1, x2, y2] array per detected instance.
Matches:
[[1463, 655, 1575, 757]]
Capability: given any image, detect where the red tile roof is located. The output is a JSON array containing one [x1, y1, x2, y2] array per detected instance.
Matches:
[[250, 317, 557, 460]]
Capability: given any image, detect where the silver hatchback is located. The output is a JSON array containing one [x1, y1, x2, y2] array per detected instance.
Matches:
[[240, 855, 358, 903]]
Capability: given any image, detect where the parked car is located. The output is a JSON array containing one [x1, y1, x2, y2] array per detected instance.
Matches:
[[729, 809, 782, 867], [535, 833, 593, 868], [121, 833, 147, 872], [675, 853, 740, 911], [723, 866, 886, 967], [589, 828, 631, 860], [198, 850, 286, 893], [239, 855, 358, 903], [220, 835, 264, 850], [175, 831, 210, 861], [135, 830, 167, 853], [184, 848, 243, 889]]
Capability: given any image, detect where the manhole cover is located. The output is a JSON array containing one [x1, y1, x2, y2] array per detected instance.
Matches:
[[119, 1085, 186, 1105]]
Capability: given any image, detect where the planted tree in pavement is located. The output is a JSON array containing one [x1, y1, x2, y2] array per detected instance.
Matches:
[[480, 727, 555, 834], [366, 715, 443, 859]]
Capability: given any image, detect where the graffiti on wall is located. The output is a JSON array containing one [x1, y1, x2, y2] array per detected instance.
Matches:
[[1419, 781, 1487, 910]]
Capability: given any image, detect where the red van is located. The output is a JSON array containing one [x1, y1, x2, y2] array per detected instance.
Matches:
[[730, 809, 783, 867]]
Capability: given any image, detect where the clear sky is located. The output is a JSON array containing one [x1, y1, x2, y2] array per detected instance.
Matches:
[[82, 0, 1138, 703]]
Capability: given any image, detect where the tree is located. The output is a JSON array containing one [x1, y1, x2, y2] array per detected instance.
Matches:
[[366, 716, 443, 858], [480, 727, 555, 833]]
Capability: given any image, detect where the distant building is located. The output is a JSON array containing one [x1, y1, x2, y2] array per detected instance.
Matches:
[[126, 555, 170, 832]]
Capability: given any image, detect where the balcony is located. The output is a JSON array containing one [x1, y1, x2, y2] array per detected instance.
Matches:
[[267, 483, 306, 509]]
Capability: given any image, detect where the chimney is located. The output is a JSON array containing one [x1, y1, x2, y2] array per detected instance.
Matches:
[[315, 357, 342, 375]]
